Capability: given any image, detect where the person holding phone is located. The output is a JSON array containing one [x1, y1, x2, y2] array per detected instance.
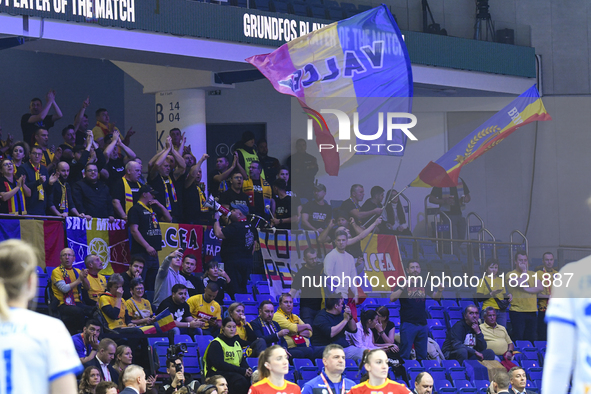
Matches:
[[153, 248, 195, 310]]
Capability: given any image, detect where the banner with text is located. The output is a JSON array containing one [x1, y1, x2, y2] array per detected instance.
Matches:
[[158, 223, 205, 273]]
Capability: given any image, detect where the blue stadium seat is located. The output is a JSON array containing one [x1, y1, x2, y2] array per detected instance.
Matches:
[[244, 304, 258, 315], [294, 358, 317, 371], [300, 370, 319, 381], [356, 4, 371, 12], [195, 335, 214, 357], [174, 334, 194, 343], [273, 1, 289, 13], [427, 318, 444, 328], [431, 329, 446, 339], [430, 371, 447, 381], [429, 310, 445, 320], [345, 359, 357, 368], [223, 293, 233, 304], [449, 371, 467, 381], [515, 340, 534, 350], [441, 300, 459, 309], [391, 317, 401, 327], [344, 369, 358, 380], [425, 299, 441, 309], [291, 2, 309, 16], [521, 360, 543, 373], [421, 360, 440, 369], [255, 281, 271, 295], [235, 293, 257, 306], [442, 360, 465, 372], [435, 380, 456, 393], [529, 371, 543, 381], [323, 0, 339, 8], [473, 380, 489, 390], [247, 357, 259, 369], [533, 341, 547, 349], [315, 359, 324, 369], [286, 370, 295, 382]]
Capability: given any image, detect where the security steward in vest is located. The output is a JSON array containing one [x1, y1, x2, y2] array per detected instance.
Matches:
[[235, 130, 265, 180], [203, 317, 252, 394]]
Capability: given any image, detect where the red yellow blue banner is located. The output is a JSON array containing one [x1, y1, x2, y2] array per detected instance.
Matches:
[[247, 5, 413, 175], [0, 218, 64, 268], [412, 84, 552, 188], [158, 223, 205, 273]]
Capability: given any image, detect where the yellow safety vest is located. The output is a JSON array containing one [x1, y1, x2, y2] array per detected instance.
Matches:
[[203, 337, 243, 377], [237, 148, 265, 179]]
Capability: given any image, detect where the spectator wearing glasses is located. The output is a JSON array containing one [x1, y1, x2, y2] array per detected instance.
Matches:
[[72, 163, 115, 220], [0, 158, 30, 215], [20, 144, 50, 215]]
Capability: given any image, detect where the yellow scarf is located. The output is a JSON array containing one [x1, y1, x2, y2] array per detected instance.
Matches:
[[57, 179, 68, 213], [31, 162, 44, 201], [162, 176, 177, 212], [138, 201, 159, 227], [122, 177, 134, 214]]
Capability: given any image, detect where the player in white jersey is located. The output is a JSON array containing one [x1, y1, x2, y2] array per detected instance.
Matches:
[[542, 256, 591, 394], [0, 239, 82, 394]]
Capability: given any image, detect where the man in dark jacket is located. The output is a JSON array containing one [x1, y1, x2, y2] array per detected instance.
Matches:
[[72, 162, 114, 220], [442, 304, 495, 363]]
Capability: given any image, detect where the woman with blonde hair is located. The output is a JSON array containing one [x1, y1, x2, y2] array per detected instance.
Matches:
[[78, 366, 102, 394], [112, 345, 133, 385], [249, 345, 301, 394], [0, 239, 82, 393]]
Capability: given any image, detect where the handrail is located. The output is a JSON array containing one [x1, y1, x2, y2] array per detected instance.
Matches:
[[399, 192, 412, 231], [510, 230, 529, 256], [465, 211, 485, 241], [434, 210, 453, 255], [478, 227, 496, 265], [424, 195, 440, 236]]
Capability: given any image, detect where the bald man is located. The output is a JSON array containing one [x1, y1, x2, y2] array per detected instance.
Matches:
[[120, 365, 147, 394], [413, 372, 434, 394], [49, 161, 87, 219], [111, 160, 143, 220], [50, 247, 93, 334]]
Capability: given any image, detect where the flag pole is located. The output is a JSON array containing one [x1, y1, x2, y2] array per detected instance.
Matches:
[[362, 158, 403, 228]]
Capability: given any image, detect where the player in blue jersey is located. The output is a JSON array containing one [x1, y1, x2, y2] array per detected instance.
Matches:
[[0, 239, 82, 394]]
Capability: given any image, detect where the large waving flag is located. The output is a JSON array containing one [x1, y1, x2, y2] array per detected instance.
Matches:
[[411, 85, 551, 187], [247, 5, 413, 176]]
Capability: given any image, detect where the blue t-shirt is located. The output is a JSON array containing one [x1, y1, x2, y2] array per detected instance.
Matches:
[[71, 333, 92, 359], [311, 309, 356, 347]]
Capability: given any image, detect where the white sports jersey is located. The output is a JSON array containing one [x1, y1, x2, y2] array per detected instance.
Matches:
[[545, 257, 591, 393], [0, 308, 83, 394]]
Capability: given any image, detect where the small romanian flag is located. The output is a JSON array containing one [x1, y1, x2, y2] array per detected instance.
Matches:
[[139, 309, 176, 334], [155, 309, 176, 333]]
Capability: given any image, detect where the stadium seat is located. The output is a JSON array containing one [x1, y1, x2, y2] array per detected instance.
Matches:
[[431, 329, 446, 339], [421, 360, 440, 369], [247, 357, 259, 369], [515, 340, 534, 350], [254, 0, 271, 11], [449, 371, 467, 381], [425, 299, 441, 309], [345, 359, 357, 368], [473, 380, 489, 390], [427, 318, 444, 328], [309, 4, 327, 18], [294, 358, 317, 371], [286, 370, 295, 382], [194, 335, 214, 358], [429, 310, 445, 320], [323, 0, 339, 8], [533, 341, 547, 349], [315, 359, 324, 369], [222, 293, 233, 304], [442, 360, 465, 372], [529, 371, 543, 381], [291, 2, 309, 16], [244, 304, 258, 315], [174, 334, 194, 343], [435, 380, 456, 393], [273, 0, 289, 13], [235, 293, 257, 306], [344, 369, 358, 380], [430, 371, 447, 381], [300, 370, 319, 381]]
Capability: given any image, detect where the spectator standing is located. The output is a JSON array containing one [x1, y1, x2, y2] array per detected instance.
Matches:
[[73, 97, 91, 146], [428, 177, 470, 242], [0, 158, 29, 215], [153, 249, 195, 310], [213, 203, 256, 295], [257, 139, 280, 182], [390, 261, 443, 361], [194, 260, 230, 304], [111, 160, 143, 220], [340, 184, 382, 225], [383, 189, 412, 235], [21, 91, 63, 146], [477, 259, 511, 327], [92, 108, 119, 148], [301, 183, 332, 231], [235, 131, 263, 179], [20, 144, 49, 215], [219, 172, 250, 212], [242, 161, 273, 219], [285, 139, 317, 200], [101, 131, 137, 187], [505, 251, 543, 342], [60, 125, 76, 162], [48, 161, 87, 218], [72, 163, 115, 220], [323, 229, 358, 304], [184, 153, 211, 225], [179, 254, 202, 296], [272, 179, 298, 229], [209, 154, 237, 198], [289, 247, 323, 325], [535, 251, 558, 341], [33, 127, 61, 173], [128, 184, 171, 291]]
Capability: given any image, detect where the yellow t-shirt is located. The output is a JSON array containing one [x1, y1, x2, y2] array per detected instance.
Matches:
[[87, 274, 107, 302], [92, 123, 120, 141], [51, 266, 82, 305], [187, 295, 221, 329], [98, 294, 128, 329], [476, 276, 506, 310], [479, 322, 513, 355], [273, 310, 311, 348], [125, 298, 153, 320], [536, 267, 558, 311], [505, 270, 538, 312]]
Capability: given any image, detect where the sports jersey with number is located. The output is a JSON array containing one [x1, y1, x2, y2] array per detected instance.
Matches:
[[349, 379, 411, 394], [248, 377, 302, 394], [545, 258, 591, 393], [0, 308, 83, 394]]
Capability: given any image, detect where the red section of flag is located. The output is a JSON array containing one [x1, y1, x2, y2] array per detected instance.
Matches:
[[300, 99, 340, 176], [44, 220, 65, 268], [108, 221, 131, 273], [178, 223, 204, 273]]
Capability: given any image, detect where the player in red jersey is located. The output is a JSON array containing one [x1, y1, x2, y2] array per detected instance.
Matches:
[[248, 345, 301, 394], [349, 349, 411, 394]]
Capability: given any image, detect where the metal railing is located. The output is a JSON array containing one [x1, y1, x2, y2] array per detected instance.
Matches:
[[510, 229, 528, 256], [466, 211, 485, 240]]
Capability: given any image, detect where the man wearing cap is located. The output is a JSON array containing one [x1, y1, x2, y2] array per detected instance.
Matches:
[[128, 184, 172, 291], [301, 183, 332, 232], [213, 202, 256, 295]]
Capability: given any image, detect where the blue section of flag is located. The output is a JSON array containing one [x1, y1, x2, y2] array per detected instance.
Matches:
[[0, 220, 21, 240]]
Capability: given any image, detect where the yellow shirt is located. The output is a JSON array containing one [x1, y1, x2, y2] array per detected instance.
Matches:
[[187, 294, 222, 329], [536, 267, 558, 311], [87, 274, 106, 303], [51, 266, 82, 305], [92, 123, 120, 141], [476, 276, 506, 310], [273, 310, 311, 348], [479, 322, 513, 355], [125, 298, 153, 320], [505, 270, 538, 312], [98, 294, 128, 329]]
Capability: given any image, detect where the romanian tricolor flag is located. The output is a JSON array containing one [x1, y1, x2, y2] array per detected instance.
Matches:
[[359, 234, 405, 292], [158, 223, 204, 272], [0, 219, 64, 269], [65, 217, 130, 275], [412, 85, 552, 188], [247, 5, 413, 176], [139, 309, 176, 334]]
